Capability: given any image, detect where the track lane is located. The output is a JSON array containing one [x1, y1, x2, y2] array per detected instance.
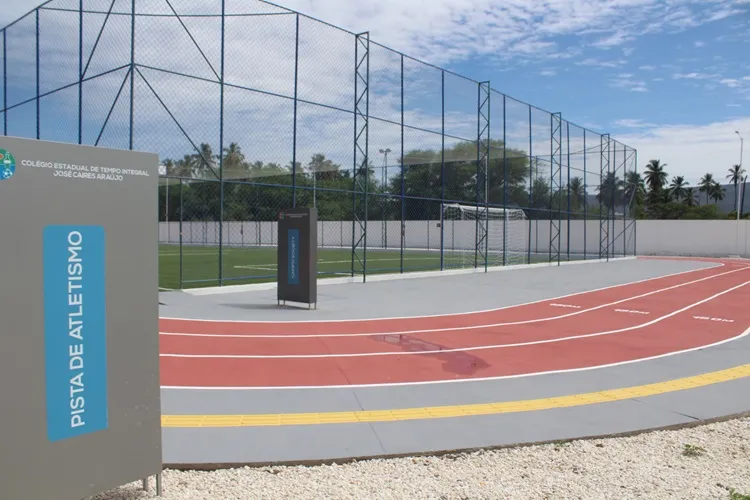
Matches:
[[159, 263, 735, 337], [160, 266, 750, 357], [159, 275, 750, 388]]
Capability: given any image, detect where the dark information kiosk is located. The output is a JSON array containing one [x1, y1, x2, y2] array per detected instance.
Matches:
[[277, 208, 318, 309]]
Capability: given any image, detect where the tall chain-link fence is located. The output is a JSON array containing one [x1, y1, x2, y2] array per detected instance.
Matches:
[[1, 0, 638, 290]]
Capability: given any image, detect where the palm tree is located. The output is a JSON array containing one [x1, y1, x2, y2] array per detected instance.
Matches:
[[643, 159, 668, 193], [709, 181, 725, 205], [727, 164, 746, 212], [684, 187, 698, 207], [568, 176, 584, 211], [161, 158, 175, 177], [191, 143, 216, 179], [668, 176, 689, 202], [596, 171, 624, 210], [174, 154, 195, 178], [699, 173, 715, 205], [622, 171, 645, 215]]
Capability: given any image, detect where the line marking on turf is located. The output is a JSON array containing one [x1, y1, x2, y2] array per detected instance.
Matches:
[[233, 256, 437, 270], [159, 265, 749, 339], [160, 362, 750, 427], [159, 261, 729, 324], [693, 316, 734, 323], [160, 278, 750, 359], [161, 325, 750, 390], [549, 303, 581, 309], [615, 309, 650, 315]]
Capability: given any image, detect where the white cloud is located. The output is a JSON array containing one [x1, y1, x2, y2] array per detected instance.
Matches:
[[539, 69, 557, 76], [272, 0, 747, 65], [639, 65, 656, 71], [576, 58, 627, 68], [694, 41, 705, 47], [721, 79, 742, 88], [610, 75, 649, 92], [616, 118, 750, 185], [673, 72, 720, 80], [614, 119, 657, 128]]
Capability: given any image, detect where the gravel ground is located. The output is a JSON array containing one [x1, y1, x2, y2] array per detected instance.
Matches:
[[88, 417, 750, 500]]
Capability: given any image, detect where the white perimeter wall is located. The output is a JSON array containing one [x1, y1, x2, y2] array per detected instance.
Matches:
[[159, 219, 636, 257], [159, 219, 750, 258]]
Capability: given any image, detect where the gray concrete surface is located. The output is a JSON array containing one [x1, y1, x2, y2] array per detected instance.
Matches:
[[161, 375, 750, 465], [159, 258, 716, 321]]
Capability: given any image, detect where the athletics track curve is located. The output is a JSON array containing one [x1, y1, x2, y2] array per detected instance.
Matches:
[[159, 257, 750, 388], [157, 256, 750, 466]]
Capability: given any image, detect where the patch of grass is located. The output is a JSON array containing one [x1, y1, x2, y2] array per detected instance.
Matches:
[[682, 444, 707, 457], [718, 483, 750, 499]]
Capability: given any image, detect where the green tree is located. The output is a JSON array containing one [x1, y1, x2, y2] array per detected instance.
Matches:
[[643, 159, 668, 193], [727, 164, 746, 211], [668, 176, 689, 202], [709, 181, 725, 205], [698, 173, 715, 205]]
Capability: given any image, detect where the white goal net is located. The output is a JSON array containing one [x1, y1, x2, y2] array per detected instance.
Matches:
[[441, 203, 529, 267]]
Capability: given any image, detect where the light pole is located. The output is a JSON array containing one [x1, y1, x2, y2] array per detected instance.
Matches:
[[735, 131, 744, 256], [737, 131, 744, 167], [379, 148, 391, 249]]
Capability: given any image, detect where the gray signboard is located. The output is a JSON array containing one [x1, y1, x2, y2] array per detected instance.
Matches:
[[277, 207, 318, 308], [0, 136, 162, 500]]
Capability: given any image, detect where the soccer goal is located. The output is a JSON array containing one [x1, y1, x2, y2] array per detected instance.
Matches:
[[441, 203, 529, 268]]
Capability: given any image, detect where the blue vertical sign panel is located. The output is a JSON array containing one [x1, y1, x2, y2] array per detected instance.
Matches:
[[288, 228, 300, 285], [43, 225, 108, 442]]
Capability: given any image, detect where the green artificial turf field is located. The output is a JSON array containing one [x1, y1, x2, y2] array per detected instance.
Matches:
[[159, 244, 452, 289], [158, 244, 578, 290]]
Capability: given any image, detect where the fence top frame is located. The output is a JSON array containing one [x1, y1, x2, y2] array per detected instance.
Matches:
[[0, 0, 635, 154]]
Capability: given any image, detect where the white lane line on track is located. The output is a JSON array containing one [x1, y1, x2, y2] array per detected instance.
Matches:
[[615, 309, 650, 315], [550, 303, 582, 309], [159, 265, 750, 339], [160, 325, 750, 390], [693, 316, 735, 323], [158, 261, 726, 324], [160, 278, 750, 359]]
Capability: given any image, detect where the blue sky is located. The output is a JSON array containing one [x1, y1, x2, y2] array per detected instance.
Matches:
[[2, 0, 749, 186]]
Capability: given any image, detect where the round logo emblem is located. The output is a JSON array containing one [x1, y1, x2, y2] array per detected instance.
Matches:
[[0, 149, 16, 181]]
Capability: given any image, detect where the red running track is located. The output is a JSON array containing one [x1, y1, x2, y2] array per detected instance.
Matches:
[[160, 259, 750, 388]]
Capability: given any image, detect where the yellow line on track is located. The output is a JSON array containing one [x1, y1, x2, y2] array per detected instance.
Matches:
[[161, 363, 750, 428]]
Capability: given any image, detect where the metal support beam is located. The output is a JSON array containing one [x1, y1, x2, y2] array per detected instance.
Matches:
[[549, 111, 562, 265], [475, 81, 490, 272], [218, 0, 225, 286], [623, 146, 638, 256], [583, 129, 587, 259], [609, 141, 621, 258], [351, 31, 369, 281], [599, 133, 611, 261]]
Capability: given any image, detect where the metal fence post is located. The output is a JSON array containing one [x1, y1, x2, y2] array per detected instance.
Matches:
[[566, 121, 571, 260], [440, 70, 445, 271], [352, 31, 369, 281], [78, 0, 83, 144], [2, 29, 6, 136], [128, 0, 135, 150], [292, 13, 299, 208], [218, 0, 226, 286], [476, 81, 490, 272], [527, 105, 532, 264], [400, 53, 405, 274], [583, 129, 587, 259], [503, 94, 508, 266], [35, 9, 39, 140]]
